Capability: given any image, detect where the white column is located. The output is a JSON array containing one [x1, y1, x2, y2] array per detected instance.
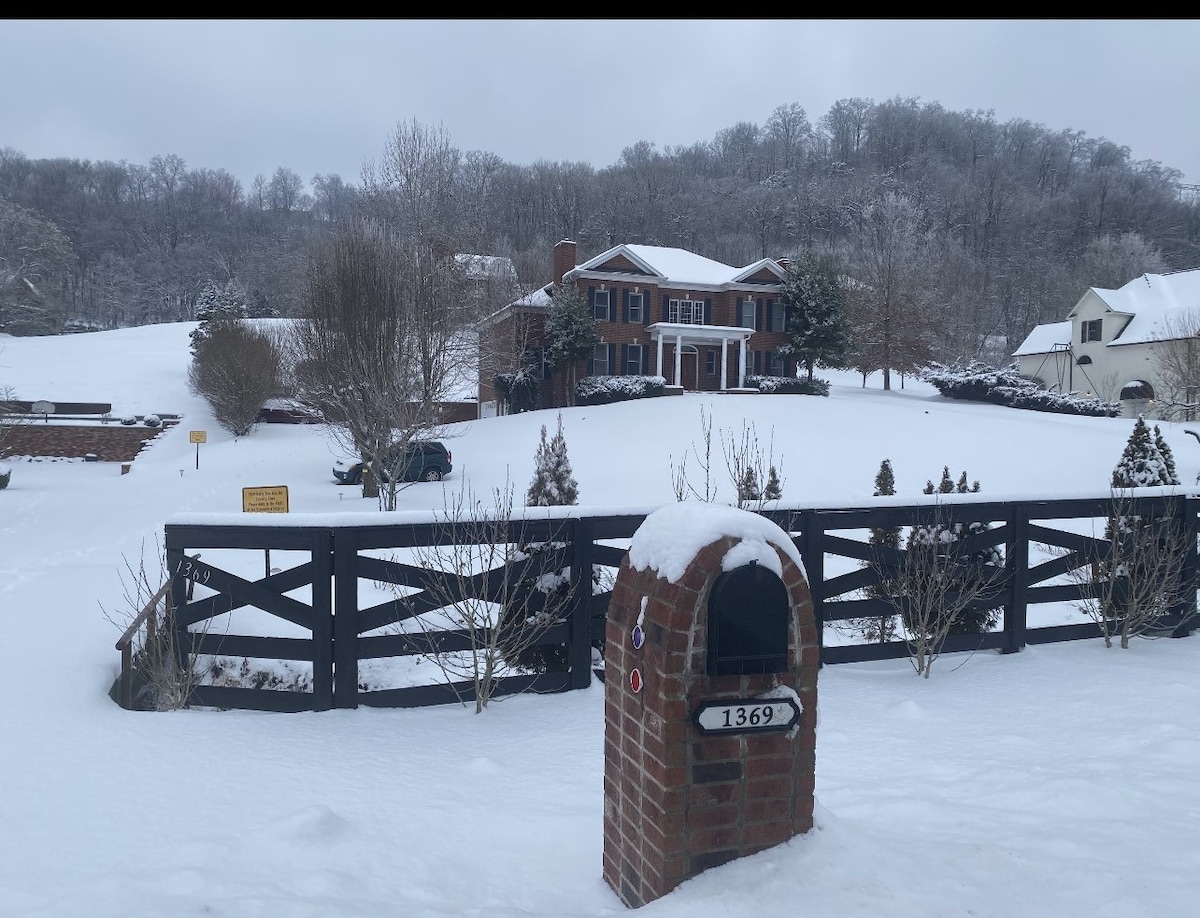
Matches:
[[656, 335, 664, 380], [720, 338, 729, 391], [674, 334, 683, 387], [738, 336, 747, 387]]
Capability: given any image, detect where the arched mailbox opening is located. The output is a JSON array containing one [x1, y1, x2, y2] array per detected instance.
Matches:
[[707, 560, 790, 676]]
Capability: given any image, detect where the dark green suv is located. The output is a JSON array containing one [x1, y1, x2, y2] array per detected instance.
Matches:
[[332, 441, 452, 485]]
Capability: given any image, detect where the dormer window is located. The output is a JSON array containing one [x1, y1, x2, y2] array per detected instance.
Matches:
[[1081, 319, 1102, 343]]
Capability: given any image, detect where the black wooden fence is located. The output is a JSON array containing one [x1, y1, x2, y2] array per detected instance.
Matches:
[[130, 492, 1200, 712]]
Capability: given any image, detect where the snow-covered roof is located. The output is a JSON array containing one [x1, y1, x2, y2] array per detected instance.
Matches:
[[1012, 321, 1071, 356], [568, 244, 783, 288], [1079, 268, 1200, 346], [478, 283, 554, 327]]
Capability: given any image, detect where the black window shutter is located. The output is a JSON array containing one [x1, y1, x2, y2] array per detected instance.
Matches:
[[588, 286, 596, 319], [704, 298, 712, 325], [644, 294, 652, 327], [621, 343, 628, 375], [586, 352, 594, 376], [641, 346, 649, 374], [609, 343, 617, 376], [622, 289, 629, 323], [755, 299, 763, 332], [662, 294, 669, 321]]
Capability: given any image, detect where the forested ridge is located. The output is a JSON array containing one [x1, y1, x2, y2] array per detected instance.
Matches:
[[2, 96, 1197, 365]]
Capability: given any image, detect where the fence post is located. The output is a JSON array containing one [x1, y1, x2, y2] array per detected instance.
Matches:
[[1169, 496, 1198, 638], [568, 517, 595, 690], [310, 529, 335, 711], [1003, 504, 1029, 653], [799, 510, 824, 663], [332, 529, 359, 708], [164, 533, 189, 680]]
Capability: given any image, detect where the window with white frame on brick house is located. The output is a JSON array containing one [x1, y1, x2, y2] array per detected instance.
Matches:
[[738, 298, 756, 330], [705, 350, 717, 375], [668, 298, 703, 324], [593, 289, 611, 321], [628, 291, 643, 322], [592, 344, 609, 375], [1081, 318, 1102, 343]]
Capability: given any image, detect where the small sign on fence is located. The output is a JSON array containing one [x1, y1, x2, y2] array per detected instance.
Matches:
[[242, 485, 289, 513]]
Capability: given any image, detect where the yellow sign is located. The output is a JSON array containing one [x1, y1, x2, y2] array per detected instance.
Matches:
[[189, 430, 207, 444], [242, 485, 289, 513]]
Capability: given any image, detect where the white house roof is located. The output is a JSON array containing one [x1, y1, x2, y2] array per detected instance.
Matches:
[[1012, 321, 1071, 356], [1077, 268, 1200, 345], [569, 244, 782, 287], [478, 283, 554, 327]]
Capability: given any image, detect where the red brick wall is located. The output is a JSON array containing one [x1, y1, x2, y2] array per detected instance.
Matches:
[[602, 534, 817, 908], [0, 422, 172, 462]]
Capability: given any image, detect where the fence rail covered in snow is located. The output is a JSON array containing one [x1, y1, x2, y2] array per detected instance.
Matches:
[[120, 493, 1200, 712]]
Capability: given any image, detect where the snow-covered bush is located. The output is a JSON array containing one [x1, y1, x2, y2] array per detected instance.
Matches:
[[575, 375, 666, 406], [922, 361, 1119, 417], [0, 463, 11, 490], [142, 414, 161, 428], [746, 374, 830, 396], [120, 415, 137, 426]]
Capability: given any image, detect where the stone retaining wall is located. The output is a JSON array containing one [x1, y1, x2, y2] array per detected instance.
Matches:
[[1, 422, 172, 462]]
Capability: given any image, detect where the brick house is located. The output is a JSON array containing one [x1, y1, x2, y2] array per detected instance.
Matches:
[[478, 240, 792, 414]]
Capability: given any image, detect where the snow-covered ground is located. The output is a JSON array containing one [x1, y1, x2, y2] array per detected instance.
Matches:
[[0, 324, 1197, 917]]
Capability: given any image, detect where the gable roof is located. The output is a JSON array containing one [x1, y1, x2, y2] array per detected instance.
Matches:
[[1012, 321, 1071, 356], [566, 244, 784, 289], [1072, 268, 1200, 345]]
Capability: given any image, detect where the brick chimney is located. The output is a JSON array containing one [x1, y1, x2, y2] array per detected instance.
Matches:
[[553, 239, 578, 285]]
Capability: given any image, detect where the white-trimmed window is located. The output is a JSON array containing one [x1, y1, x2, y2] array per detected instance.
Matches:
[[626, 344, 643, 375], [593, 289, 611, 321], [1081, 318, 1102, 343], [738, 298, 756, 330], [767, 352, 787, 376], [628, 292, 643, 322], [592, 344, 609, 375], [706, 350, 717, 375], [668, 298, 703, 325]]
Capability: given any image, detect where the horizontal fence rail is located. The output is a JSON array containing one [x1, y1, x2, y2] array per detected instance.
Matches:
[[128, 493, 1200, 712]]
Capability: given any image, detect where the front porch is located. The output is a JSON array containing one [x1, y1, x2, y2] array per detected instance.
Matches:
[[648, 322, 753, 392]]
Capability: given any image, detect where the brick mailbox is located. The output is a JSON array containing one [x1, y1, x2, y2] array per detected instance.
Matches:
[[602, 502, 818, 908]]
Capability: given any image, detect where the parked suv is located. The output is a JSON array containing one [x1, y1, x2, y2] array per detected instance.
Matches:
[[333, 441, 452, 485]]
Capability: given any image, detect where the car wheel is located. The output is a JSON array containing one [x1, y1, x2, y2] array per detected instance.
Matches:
[[421, 468, 443, 482]]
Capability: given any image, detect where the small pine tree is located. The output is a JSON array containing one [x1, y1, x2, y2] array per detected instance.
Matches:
[[763, 465, 783, 501], [909, 466, 1000, 636], [736, 467, 761, 503], [526, 413, 579, 507], [1153, 425, 1180, 485], [860, 459, 901, 642], [1112, 416, 1174, 488]]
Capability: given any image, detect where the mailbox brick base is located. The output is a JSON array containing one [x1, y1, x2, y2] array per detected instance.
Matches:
[[602, 530, 817, 908]]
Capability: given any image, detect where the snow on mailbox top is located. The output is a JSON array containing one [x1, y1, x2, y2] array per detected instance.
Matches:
[[628, 501, 804, 584]]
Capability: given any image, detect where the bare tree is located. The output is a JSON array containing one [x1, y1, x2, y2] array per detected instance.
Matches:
[[398, 480, 575, 712], [293, 218, 465, 508], [671, 406, 784, 510], [882, 500, 1003, 678], [1150, 308, 1200, 421], [1071, 491, 1193, 648], [848, 191, 937, 390]]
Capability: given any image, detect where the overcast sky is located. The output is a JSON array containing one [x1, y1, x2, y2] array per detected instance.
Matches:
[[3, 19, 1199, 190]]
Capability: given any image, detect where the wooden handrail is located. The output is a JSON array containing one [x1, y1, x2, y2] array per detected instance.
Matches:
[[115, 577, 174, 651]]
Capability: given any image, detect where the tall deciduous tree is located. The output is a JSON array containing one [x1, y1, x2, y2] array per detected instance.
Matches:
[[0, 197, 72, 334], [778, 251, 854, 381], [293, 217, 463, 508], [849, 191, 936, 389]]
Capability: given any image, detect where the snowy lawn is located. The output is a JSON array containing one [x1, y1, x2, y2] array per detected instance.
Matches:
[[0, 323, 1197, 917]]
